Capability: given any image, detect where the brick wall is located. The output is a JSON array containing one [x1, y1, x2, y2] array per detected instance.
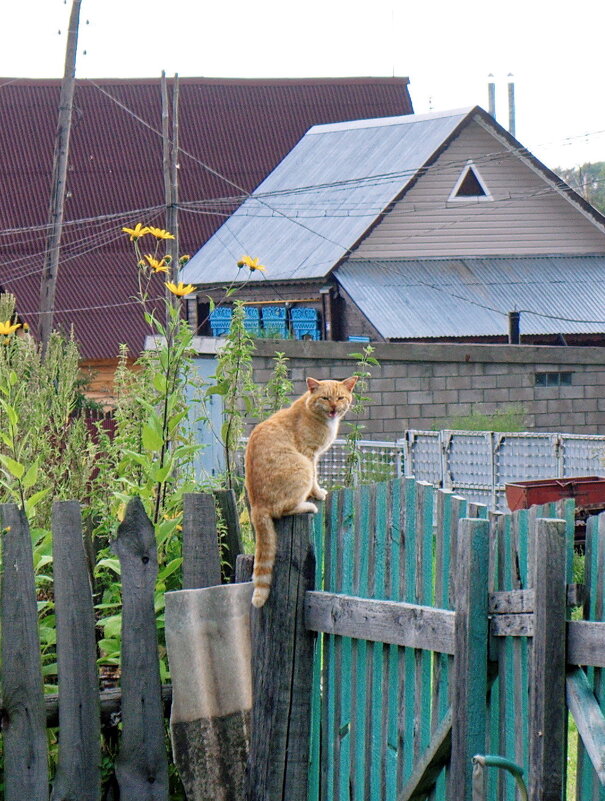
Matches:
[[192, 338, 605, 438]]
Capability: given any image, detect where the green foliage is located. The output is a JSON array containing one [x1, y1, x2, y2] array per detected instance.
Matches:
[[0, 294, 96, 523], [555, 161, 605, 215], [210, 301, 261, 490], [442, 404, 527, 432], [342, 345, 380, 487], [263, 351, 293, 416]]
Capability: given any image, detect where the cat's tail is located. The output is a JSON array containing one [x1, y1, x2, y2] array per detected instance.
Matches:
[[250, 507, 277, 608]]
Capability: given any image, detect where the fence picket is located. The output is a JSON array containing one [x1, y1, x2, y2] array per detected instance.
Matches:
[[182, 492, 221, 589], [0, 503, 49, 801], [576, 513, 605, 800], [450, 516, 490, 801], [113, 496, 169, 800], [528, 518, 567, 801], [50, 500, 101, 801]]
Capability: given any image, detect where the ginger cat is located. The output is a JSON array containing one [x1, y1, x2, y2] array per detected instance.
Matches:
[[245, 376, 358, 607]]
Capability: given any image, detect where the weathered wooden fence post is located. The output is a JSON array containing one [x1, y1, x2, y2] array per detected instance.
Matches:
[[113, 496, 169, 800], [167, 491, 252, 801], [528, 517, 567, 801], [0, 503, 49, 801], [450, 517, 489, 800], [166, 582, 254, 801], [51, 500, 101, 801], [247, 513, 316, 801], [182, 492, 221, 589]]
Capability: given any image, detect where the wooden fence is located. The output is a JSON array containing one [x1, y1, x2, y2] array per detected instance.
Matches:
[[252, 478, 605, 801], [0, 490, 240, 801], [4, 476, 605, 800]]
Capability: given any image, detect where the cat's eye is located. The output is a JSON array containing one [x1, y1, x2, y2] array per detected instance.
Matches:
[[337, 396, 345, 400], [321, 395, 330, 400]]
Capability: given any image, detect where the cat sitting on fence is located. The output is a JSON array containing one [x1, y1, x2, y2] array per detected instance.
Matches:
[[245, 376, 358, 607]]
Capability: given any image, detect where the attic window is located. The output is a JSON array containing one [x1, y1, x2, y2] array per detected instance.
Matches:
[[448, 160, 493, 202]]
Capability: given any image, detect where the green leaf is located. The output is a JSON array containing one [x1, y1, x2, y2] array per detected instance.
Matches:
[[95, 558, 121, 576], [152, 462, 173, 483], [153, 373, 168, 393], [0, 400, 18, 428], [142, 423, 164, 451], [158, 557, 183, 583], [0, 453, 25, 479], [22, 461, 39, 490], [24, 487, 51, 516], [8, 370, 18, 387]]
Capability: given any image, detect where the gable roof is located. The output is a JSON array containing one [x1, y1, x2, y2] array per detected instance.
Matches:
[[337, 256, 605, 339], [0, 76, 412, 359], [181, 108, 471, 285], [182, 105, 605, 287]]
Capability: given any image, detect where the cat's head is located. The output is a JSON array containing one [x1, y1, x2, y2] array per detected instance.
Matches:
[[305, 376, 358, 420]]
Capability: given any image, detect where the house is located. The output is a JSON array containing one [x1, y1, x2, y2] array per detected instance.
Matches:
[[182, 106, 605, 345], [0, 76, 413, 402]]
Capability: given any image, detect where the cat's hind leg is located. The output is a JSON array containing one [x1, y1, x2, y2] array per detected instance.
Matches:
[[284, 500, 318, 515]]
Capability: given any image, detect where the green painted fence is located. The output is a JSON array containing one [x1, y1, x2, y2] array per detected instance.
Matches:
[[304, 476, 583, 801]]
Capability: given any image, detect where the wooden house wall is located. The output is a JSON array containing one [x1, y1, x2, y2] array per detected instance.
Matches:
[[353, 119, 605, 258]]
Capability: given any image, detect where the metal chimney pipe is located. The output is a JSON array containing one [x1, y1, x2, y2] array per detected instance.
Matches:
[[507, 74, 516, 138], [488, 74, 496, 118]]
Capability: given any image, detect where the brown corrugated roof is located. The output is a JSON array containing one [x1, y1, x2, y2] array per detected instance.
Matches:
[[0, 76, 412, 359]]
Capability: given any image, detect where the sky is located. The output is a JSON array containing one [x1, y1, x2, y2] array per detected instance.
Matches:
[[3, 0, 605, 170]]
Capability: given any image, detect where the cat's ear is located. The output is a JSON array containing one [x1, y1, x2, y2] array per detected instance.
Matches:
[[341, 376, 359, 391], [306, 377, 321, 392]]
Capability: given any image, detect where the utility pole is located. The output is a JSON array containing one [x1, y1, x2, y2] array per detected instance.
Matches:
[[39, 0, 83, 356], [161, 72, 180, 304]]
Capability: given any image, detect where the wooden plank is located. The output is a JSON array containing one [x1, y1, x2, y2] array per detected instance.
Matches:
[[44, 685, 174, 727], [450, 517, 490, 801], [50, 501, 101, 801], [490, 613, 533, 638], [386, 478, 402, 801], [567, 667, 605, 785], [214, 488, 243, 582], [308, 502, 326, 801], [397, 708, 452, 801], [0, 503, 49, 801], [577, 513, 605, 801], [113, 496, 169, 799], [338, 488, 355, 801], [568, 620, 605, 668], [182, 492, 221, 589], [528, 518, 567, 801], [414, 482, 434, 764], [235, 553, 254, 583], [402, 477, 417, 787], [247, 512, 315, 801], [370, 481, 388, 801], [353, 484, 371, 801], [305, 592, 455, 653], [488, 584, 585, 614]]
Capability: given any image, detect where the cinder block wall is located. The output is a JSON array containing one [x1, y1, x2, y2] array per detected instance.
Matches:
[[193, 338, 605, 439]]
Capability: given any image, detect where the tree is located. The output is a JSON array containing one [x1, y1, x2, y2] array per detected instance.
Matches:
[[554, 161, 605, 215]]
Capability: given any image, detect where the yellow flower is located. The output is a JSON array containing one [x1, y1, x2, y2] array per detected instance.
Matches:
[[165, 281, 196, 297], [179, 254, 191, 264], [237, 255, 266, 272], [143, 254, 170, 274], [0, 320, 21, 336], [147, 227, 175, 240], [122, 223, 151, 241]]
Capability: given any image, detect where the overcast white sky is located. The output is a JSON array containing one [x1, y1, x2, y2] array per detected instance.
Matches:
[[3, 0, 604, 170]]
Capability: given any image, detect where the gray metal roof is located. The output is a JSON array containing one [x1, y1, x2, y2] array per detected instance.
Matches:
[[181, 108, 472, 285], [336, 256, 605, 338]]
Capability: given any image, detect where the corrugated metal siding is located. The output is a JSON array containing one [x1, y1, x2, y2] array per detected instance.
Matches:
[[353, 120, 605, 258], [0, 77, 412, 359], [336, 256, 605, 338], [181, 109, 471, 285]]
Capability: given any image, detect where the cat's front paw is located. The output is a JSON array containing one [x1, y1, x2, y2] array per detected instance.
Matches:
[[310, 486, 328, 501]]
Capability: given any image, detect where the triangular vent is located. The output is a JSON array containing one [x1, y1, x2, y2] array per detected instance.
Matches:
[[449, 161, 492, 202]]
